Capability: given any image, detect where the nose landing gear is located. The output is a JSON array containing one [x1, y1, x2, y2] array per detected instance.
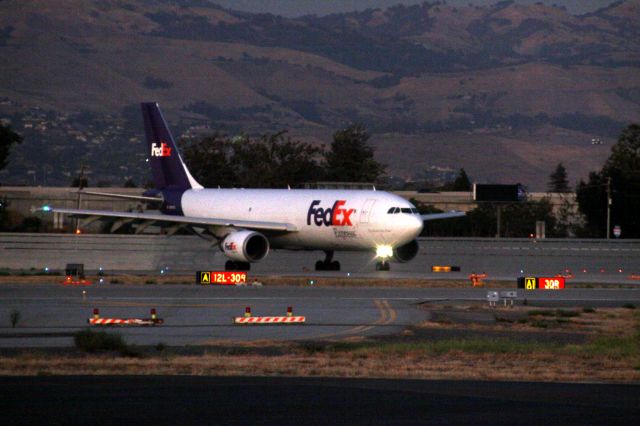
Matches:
[[375, 260, 390, 271], [315, 250, 341, 271]]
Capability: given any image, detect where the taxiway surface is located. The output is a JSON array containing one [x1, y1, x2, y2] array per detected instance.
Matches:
[[2, 283, 640, 347]]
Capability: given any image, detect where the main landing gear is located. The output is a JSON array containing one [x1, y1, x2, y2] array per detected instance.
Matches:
[[315, 250, 340, 271], [375, 260, 390, 271], [225, 260, 251, 271]]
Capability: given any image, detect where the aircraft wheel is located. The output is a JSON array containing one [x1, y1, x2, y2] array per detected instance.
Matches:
[[225, 260, 235, 271], [237, 261, 251, 271], [331, 261, 340, 271], [315, 260, 325, 271]]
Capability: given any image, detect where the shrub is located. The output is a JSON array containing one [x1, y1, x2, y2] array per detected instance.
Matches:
[[74, 329, 127, 353]]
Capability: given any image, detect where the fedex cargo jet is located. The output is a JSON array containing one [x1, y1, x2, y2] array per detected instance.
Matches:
[[52, 103, 464, 271]]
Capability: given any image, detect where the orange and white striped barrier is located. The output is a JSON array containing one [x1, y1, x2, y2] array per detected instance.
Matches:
[[234, 306, 305, 324], [88, 308, 163, 326], [234, 316, 306, 324], [89, 318, 158, 326]]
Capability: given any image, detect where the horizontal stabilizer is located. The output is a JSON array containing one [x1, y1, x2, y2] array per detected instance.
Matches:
[[73, 190, 163, 203]]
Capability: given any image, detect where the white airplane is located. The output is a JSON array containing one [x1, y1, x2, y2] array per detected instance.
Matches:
[[51, 103, 464, 271]]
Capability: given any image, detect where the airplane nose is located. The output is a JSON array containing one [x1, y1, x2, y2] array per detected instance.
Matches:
[[408, 215, 423, 237]]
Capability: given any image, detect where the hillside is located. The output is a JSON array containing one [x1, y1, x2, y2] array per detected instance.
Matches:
[[0, 0, 638, 189]]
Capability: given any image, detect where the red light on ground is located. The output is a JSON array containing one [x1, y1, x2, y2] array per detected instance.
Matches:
[[75, 229, 81, 234]]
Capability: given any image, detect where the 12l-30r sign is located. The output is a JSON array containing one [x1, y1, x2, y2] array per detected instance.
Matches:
[[197, 271, 247, 285]]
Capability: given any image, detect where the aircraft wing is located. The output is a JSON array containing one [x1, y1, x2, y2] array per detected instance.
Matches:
[[421, 211, 466, 221], [52, 208, 298, 232]]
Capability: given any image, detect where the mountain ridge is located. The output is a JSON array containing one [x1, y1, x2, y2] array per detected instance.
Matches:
[[0, 0, 638, 189]]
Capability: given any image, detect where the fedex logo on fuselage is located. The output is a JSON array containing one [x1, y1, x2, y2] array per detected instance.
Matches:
[[307, 200, 355, 227], [151, 141, 172, 157]]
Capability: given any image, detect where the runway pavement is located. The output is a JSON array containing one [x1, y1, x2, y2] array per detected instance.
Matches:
[[1, 376, 638, 425], [2, 283, 640, 348]]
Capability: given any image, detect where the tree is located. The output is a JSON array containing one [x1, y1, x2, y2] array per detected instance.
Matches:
[[181, 131, 324, 188], [440, 168, 472, 191], [70, 176, 88, 188], [233, 131, 324, 188], [576, 124, 640, 237], [0, 123, 23, 172], [180, 133, 237, 188], [453, 168, 472, 191], [324, 124, 385, 183], [548, 163, 570, 193], [123, 178, 137, 188]]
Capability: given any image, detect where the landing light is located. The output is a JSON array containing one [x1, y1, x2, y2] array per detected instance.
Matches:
[[376, 245, 393, 259]]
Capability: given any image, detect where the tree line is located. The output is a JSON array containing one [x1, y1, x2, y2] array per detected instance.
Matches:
[[2, 119, 640, 238], [420, 123, 640, 238], [179, 124, 385, 188]]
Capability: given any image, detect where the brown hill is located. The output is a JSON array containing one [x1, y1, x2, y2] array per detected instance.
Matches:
[[0, 0, 638, 189]]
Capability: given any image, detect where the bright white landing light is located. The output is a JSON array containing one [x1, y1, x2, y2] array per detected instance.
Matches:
[[376, 245, 393, 259]]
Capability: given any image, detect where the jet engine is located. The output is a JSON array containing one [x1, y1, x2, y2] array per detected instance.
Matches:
[[221, 230, 270, 263], [392, 240, 419, 263]]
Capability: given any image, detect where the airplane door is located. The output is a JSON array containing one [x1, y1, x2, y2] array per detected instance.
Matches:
[[360, 199, 376, 224]]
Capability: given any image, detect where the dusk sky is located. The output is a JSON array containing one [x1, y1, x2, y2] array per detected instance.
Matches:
[[210, 0, 619, 16]]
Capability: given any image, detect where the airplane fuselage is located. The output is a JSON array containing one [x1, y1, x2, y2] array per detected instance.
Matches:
[[180, 189, 424, 251]]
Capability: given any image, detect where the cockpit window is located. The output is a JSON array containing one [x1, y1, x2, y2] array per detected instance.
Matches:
[[389, 206, 420, 214]]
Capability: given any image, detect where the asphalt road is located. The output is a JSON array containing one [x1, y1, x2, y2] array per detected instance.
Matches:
[[2, 284, 640, 347], [0, 376, 638, 425]]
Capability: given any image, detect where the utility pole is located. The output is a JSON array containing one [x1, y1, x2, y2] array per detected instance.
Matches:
[[606, 176, 611, 239], [75, 164, 86, 233]]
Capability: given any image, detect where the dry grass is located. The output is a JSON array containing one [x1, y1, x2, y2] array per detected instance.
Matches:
[[420, 303, 638, 332], [1, 349, 638, 382]]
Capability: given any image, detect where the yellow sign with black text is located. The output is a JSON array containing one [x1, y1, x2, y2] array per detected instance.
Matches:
[[525, 277, 537, 290]]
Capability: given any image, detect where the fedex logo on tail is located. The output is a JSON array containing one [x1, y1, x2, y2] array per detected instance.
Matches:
[[151, 141, 172, 157], [307, 200, 355, 227]]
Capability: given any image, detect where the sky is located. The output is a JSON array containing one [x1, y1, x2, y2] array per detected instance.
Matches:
[[209, 0, 619, 17]]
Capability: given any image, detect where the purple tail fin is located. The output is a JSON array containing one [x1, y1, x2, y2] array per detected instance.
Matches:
[[141, 102, 202, 190]]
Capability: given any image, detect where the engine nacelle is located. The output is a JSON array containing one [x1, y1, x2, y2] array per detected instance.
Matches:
[[221, 231, 269, 263], [393, 240, 419, 263]]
